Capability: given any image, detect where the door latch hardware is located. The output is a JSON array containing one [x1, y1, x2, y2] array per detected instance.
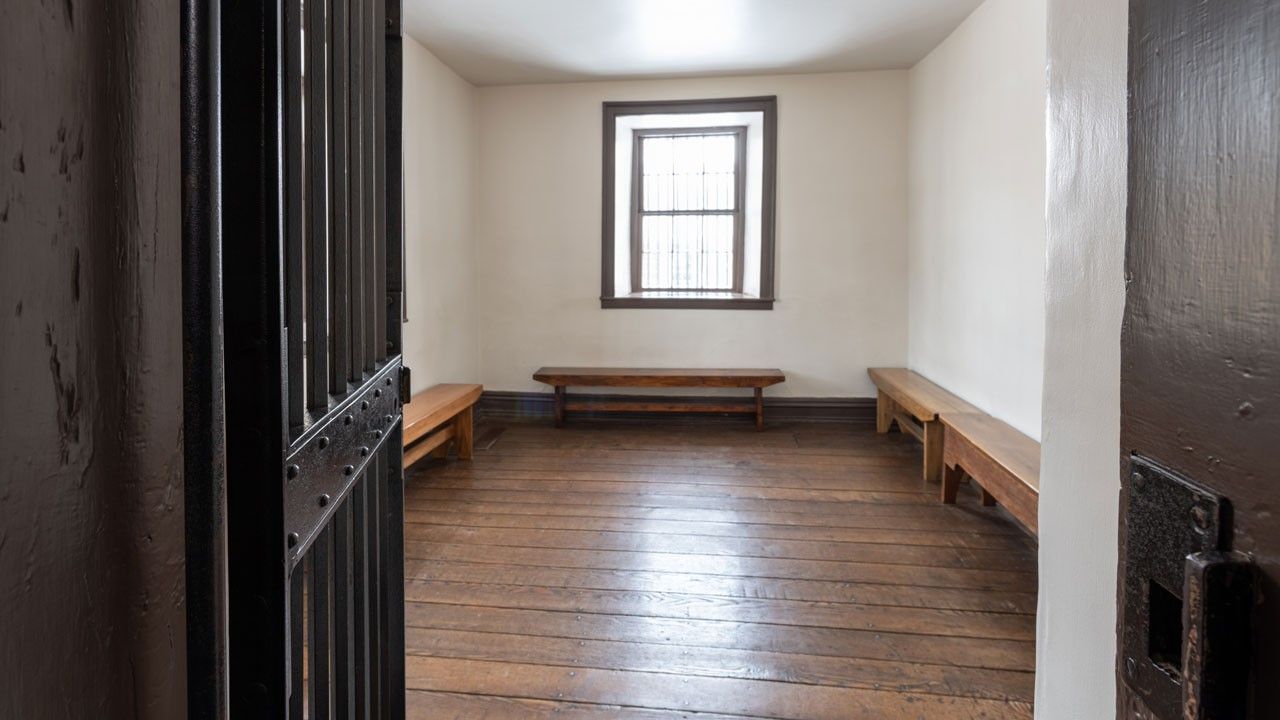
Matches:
[[1121, 453, 1228, 717], [1183, 551, 1256, 720], [1119, 455, 1252, 720], [399, 365, 411, 406]]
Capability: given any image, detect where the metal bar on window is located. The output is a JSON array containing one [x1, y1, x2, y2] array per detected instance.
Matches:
[[733, 125, 747, 293], [632, 127, 746, 293]]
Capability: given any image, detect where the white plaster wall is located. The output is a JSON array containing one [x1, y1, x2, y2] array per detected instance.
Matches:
[[475, 72, 910, 397], [402, 36, 480, 393], [1035, 0, 1128, 716], [907, 0, 1048, 440]]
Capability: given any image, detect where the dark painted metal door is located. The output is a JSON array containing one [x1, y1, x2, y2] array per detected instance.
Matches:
[[207, 0, 407, 716], [1120, 1, 1279, 718]]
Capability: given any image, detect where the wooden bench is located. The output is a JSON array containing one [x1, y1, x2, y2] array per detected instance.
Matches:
[[868, 368, 979, 483], [940, 412, 1040, 536], [403, 383, 483, 470], [532, 367, 786, 430]]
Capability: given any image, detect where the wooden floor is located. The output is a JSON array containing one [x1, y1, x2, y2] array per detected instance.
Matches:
[[402, 420, 1037, 719]]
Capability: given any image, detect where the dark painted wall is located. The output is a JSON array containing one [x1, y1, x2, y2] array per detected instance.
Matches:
[[0, 1, 186, 718]]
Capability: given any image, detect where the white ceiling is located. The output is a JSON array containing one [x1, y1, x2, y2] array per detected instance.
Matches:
[[404, 0, 985, 86]]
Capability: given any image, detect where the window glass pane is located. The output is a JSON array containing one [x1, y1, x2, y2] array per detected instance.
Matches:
[[641, 214, 735, 290], [642, 133, 737, 212]]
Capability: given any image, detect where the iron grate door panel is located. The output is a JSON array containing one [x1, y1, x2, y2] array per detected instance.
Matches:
[[218, 0, 406, 717]]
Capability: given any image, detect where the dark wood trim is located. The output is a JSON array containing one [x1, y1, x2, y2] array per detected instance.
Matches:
[[600, 294, 774, 310], [602, 96, 777, 309], [478, 391, 875, 426]]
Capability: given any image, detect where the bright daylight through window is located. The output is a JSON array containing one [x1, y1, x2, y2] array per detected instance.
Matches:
[[601, 97, 777, 309]]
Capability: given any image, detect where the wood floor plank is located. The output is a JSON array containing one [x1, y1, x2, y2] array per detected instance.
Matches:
[[405, 656, 1035, 720], [406, 628, 1035, 701], [430, 453, 921, 481], [403, 558, 1037, 613], [405, 486, 1017, 521], [404, 507, 1033, 551], [405, 523, 1035, 572], [404, 541, 1037, 592], [403, 579, 1036, 640], [409, 475, 941, 505], [408, 690, 763, 720], [402, 497, 1026, 536], [403, 421, 1035, 718], [422, 463, 934, 493], [403, 602, 1036, 671]]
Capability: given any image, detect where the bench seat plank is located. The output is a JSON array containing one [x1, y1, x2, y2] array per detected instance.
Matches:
[[404, 383, 483, 469], [941, 412, 1040, 536], [867, 368, 980, 421], [534, 367, 786, 389], [404, 384, 483, 446], [533, 367, 786, 429], [867, 368, 978, 483]]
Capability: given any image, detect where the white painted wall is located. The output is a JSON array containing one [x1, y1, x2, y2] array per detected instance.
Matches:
[[474, 72, 910, 397], [906, 0, 1048, 440], [402, 36, 480, 393], [1035, 0, 1127, 716]]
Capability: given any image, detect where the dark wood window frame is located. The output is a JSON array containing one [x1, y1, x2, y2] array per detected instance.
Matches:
[[602, 96, 777, 310]]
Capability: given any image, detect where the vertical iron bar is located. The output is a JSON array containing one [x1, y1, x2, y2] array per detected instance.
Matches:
[[362, 0, 378, 372], [332, 497, 355, 717], [733, 127, 747, 294], [285, 0, 305, 428], [384, 0, 404, 357], [308, 526, 333, 719], [381, 429, 406, 718], [373, 0, 387, 364], [220, 0, 290, 713], [351, 470, 370, 719], [182, 0, 228, 715], [288, 567, 304, 720], [328, 0, 351, 397], [306, 0, 331, 410], [366, 456, 383, 720], [348, 0, 367, 381]]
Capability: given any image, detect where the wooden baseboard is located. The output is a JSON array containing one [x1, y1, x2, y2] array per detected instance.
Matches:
[[477, 391, 875, 426]]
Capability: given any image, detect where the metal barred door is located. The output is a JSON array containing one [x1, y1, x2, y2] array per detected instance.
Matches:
[[218, 0, 406, 717]]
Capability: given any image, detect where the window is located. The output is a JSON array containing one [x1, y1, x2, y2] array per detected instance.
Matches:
[[633, 128, 746, 293], [602, 97, 777, 309]]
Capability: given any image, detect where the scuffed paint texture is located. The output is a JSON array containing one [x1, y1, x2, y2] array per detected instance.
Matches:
[[0, 0, 185, 717]]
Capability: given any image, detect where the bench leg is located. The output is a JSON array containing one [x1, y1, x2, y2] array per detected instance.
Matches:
[[942, 464, 963, 504], [922, 419, 944, 484], [876, 391, 894, 434], [453, 406, 474, 460], [980, 485, 997, 507], [755, 388, 764, 431], [554, 386, 566, 428]]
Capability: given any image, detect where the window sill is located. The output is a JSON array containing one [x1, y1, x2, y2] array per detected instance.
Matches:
[[600, 293, 775, 310]]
